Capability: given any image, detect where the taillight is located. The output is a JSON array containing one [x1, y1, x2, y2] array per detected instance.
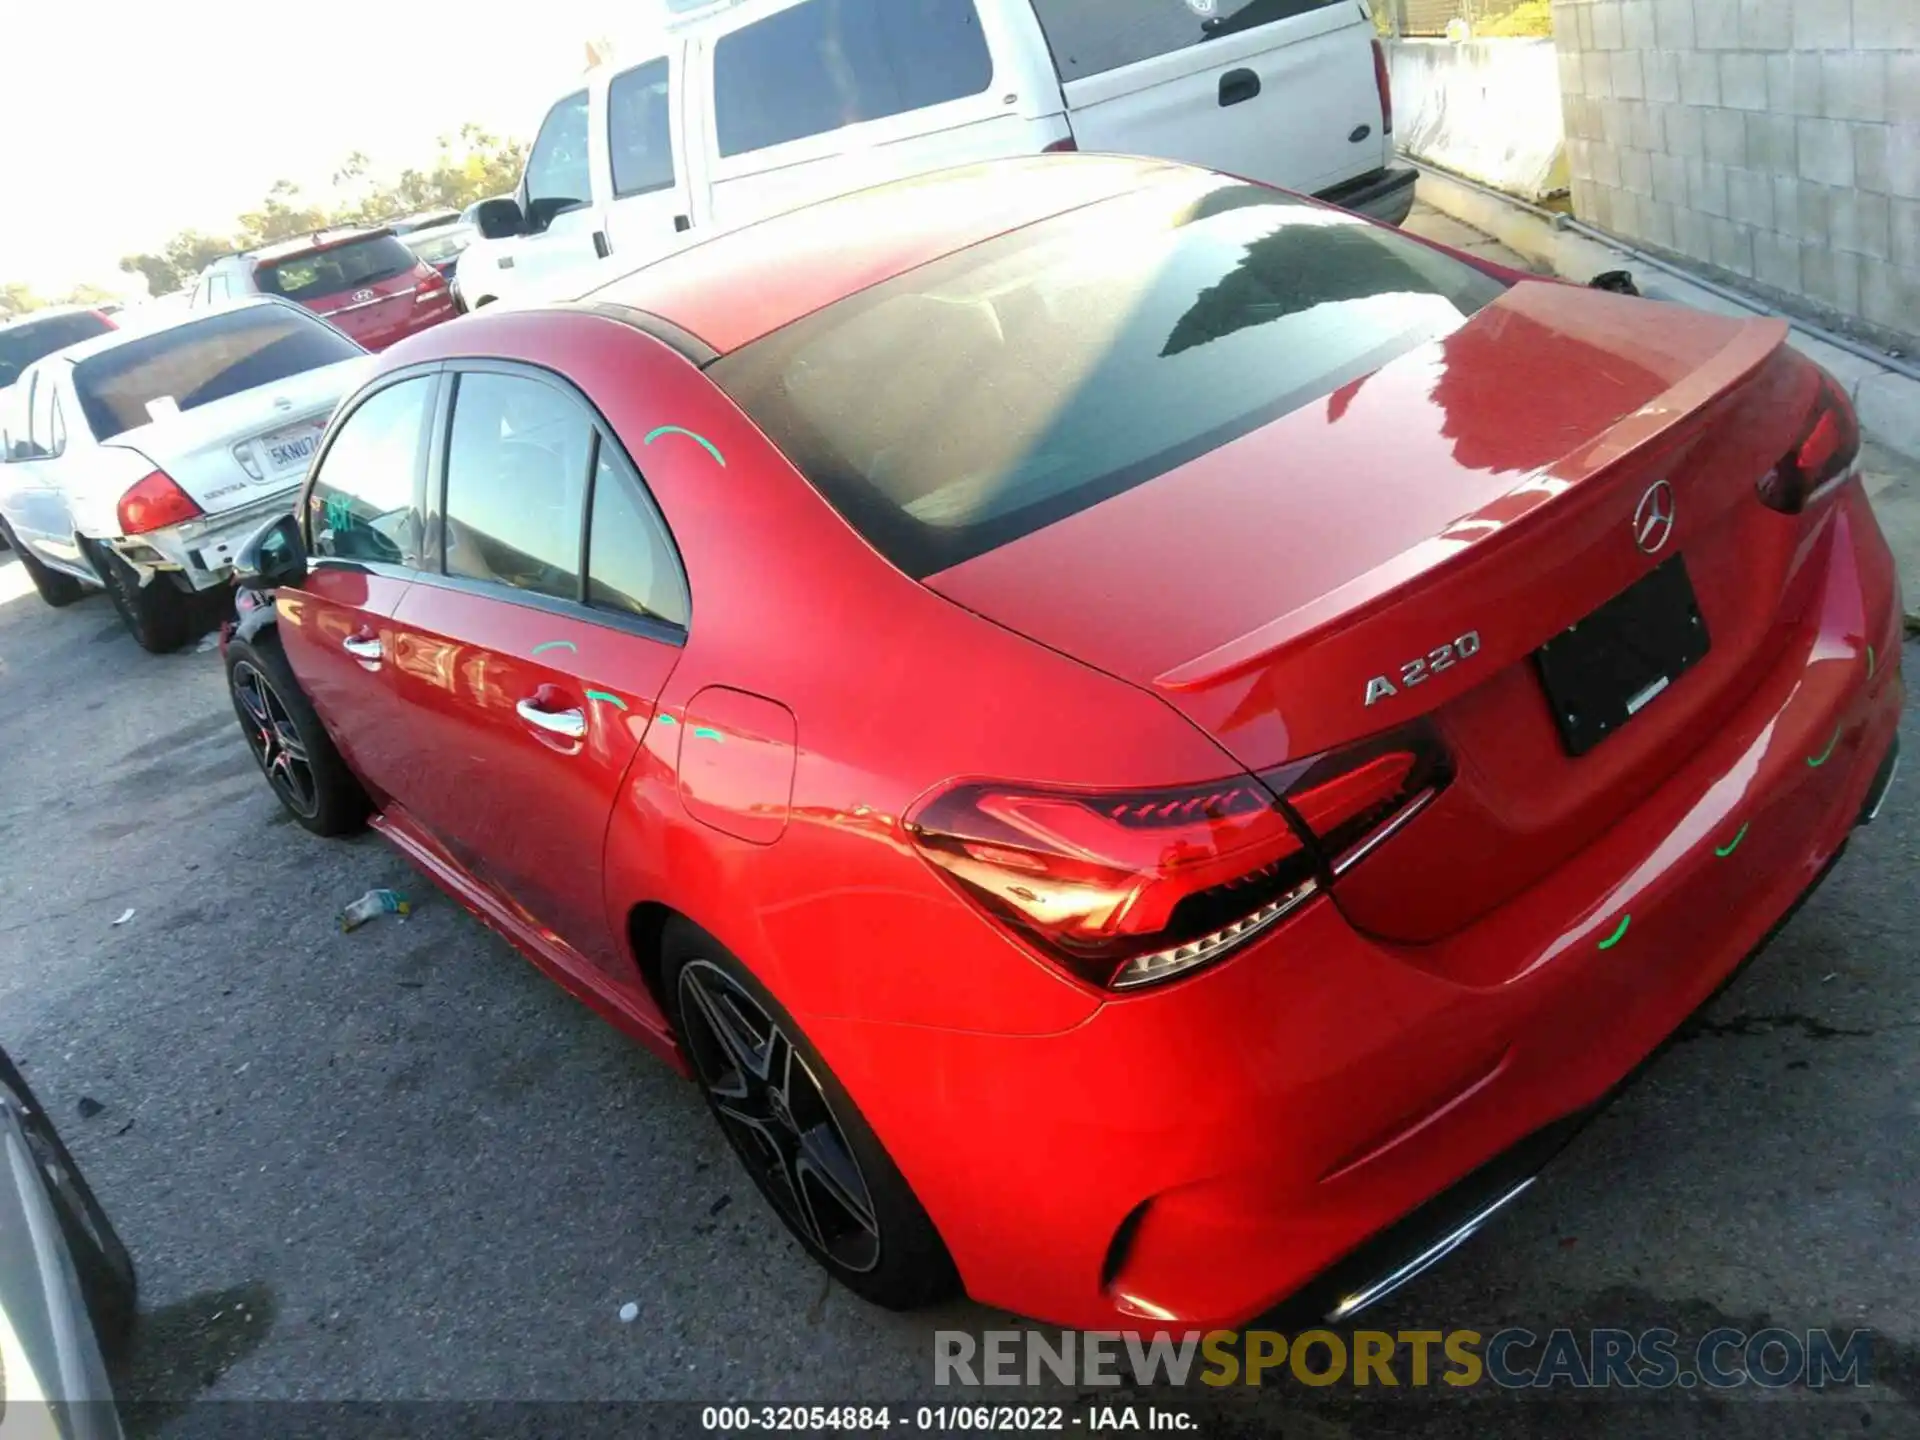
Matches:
[[116, 470, 202, 535], [415, 265, 444, 303], [906, 726, 1449, 991], [1758, 372, 1859, 514], [1043, 136, 1078, 154], [1371, 38, 1394, 135]]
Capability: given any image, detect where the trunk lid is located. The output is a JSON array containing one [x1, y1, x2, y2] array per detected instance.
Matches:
[[105, 356, 368, 514], [927, 283, 1813, 938], [1033, 0, 1388, 196], [305, 262, 447, 351]]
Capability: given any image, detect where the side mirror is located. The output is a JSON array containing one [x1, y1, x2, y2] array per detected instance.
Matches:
[[234, 512, 307, 591], [473, 197, 526, 241]]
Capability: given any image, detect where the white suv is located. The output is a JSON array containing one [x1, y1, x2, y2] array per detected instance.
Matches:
[[0, 299, 370, 651], [457, 0, 1407, 310]]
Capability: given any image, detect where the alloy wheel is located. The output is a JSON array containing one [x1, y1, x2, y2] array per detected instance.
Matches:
[[232, 660, 318, 817], [677, 960, 882, 1273]]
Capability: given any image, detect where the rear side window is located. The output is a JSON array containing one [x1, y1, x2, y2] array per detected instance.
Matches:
[[587, 449, 688, 627], [711, 179, 1506, 577], [609, 58, 677, 199], [442, 372, 594, 602], [255, 236, 418, 304], [0, 312, 112, 389], [713, 0, 993, 158], [1032, 0, 1351, 81], [308, 377, 434, 567], [72, 307, 361, 441]]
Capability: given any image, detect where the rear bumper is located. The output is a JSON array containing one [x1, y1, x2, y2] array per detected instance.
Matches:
[[103, 486, 299, 592], [1316, 162, 1419, 226], [809, 486, 1904, 1331]]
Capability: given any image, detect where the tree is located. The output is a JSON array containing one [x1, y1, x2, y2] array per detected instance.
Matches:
[[115, 127, 527, 299], [58, 283, 118, 308], [0, 282, 42, 319]]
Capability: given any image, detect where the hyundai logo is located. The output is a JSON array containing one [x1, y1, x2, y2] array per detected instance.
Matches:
[[1634, 481, 1676, 555], [351, 289, 376, 304]]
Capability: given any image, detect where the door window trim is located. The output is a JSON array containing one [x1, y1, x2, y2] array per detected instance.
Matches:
[[297, 362, 444, 581], [418, 357, 690, 648]]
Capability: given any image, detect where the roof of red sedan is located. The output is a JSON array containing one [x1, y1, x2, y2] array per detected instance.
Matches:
[[584, 155, 1189, 356]]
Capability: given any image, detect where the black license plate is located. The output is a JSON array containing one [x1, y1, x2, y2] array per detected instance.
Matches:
[[1534, 557, 1710, 757]]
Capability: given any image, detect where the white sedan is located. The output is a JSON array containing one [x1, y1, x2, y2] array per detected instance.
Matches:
[[0, 299, 370, 651]]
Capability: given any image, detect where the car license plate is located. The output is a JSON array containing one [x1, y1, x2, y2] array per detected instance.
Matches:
[[1533, 557, 1711, 757], [260, 423, 324, 476]]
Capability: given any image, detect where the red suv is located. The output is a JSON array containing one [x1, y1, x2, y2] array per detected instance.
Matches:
[[190, 228, 456, 351]]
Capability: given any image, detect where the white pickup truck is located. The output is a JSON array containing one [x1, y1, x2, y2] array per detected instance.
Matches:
[[456, 0, 1410, 312]]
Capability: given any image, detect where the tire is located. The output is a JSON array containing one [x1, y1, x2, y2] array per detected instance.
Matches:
[[0, 1051, 136, 1361], [85, 539, 194, 652], [225, 631, 370, 836], [0, 519, 88, 607], [663, 920, 960, 1311]]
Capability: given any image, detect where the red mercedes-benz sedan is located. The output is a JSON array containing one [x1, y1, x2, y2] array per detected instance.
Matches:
[[222, 156, 1903, 1330]]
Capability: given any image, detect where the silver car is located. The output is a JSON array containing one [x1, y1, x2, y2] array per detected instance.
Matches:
[[0, 1045, 134, 1439]]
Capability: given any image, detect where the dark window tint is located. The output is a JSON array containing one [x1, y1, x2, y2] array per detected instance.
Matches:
[[609, 59, 677, 199], [255, 236, 417, 304], [307, 377, 433, 567], [443, 372, 593, 601], [1032, 0, 1349, 81], [0, 312, 112, 389], [526, 91, 592, 219], [712, 180, 1506, 577], [73, 306, 361, 442], [588, 450, 687, 627], [714, 0, 992, 158]]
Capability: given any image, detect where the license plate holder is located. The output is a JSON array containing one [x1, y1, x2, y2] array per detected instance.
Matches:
[[1534, 556, 1711, 757]]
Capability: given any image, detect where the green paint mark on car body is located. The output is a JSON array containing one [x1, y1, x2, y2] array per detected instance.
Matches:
[[693, 726, 725, 743], [654, 713, 678, 725], [1807, 726, 1842, 768], [1597, 915, 1631, 951], [585, 690, 628, 711], [1715, 822, 1750, 859], [532, 640, 578, 657], [1867, 645, 1876, 679], [644, 426, 726, 468]]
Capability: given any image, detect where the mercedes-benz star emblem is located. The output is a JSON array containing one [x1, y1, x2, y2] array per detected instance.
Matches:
[[1634, 480, 1676, 555]]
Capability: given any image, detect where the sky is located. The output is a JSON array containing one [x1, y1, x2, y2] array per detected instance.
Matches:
[[0, 0, 675, 299]]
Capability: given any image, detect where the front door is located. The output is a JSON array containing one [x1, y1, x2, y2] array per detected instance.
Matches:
[[386, 366, 688, 972], [282, 373, 438, 805]]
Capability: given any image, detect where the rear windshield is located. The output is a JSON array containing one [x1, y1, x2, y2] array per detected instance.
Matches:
[[73, 306, 361, 441], [404, 227, 474, 266], [254, 236, 418, 303], [1032, 0, 1353, 81], [710, 180, 1507, 577], [0, 312, 113, 389]]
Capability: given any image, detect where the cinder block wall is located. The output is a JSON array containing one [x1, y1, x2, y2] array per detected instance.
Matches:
[[1553, 0, 1919, 344]]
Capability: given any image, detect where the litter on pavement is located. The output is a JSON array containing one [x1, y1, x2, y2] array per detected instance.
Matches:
[[338, 889, 411, 933]]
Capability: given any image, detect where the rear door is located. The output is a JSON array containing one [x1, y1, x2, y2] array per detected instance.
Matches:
[[1, 371, 81, 567], [386, 365, 686, 973], [600, 49, 695, 262], [1030, 0, 1388, 195], [282, 372, 439, 803]]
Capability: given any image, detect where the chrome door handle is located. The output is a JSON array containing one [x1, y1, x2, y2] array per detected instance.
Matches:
[[342, 635, 382, 660], [516, 699, 586, 739]]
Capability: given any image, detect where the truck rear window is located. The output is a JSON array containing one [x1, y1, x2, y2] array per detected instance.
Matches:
[[255, 236, 418, 304], [710, 178, 1505, 578], [0, 312, 113, 389], [73, 306, 360, 441], [1032, 0, 1353, 81]]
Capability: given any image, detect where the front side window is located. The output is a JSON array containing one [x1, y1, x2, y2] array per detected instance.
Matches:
[[1031, 0, 1351, 82], [307, 377, 433, 567], [525, 91, 592, 219], [442, 372, 594, 602], [609, 58, 677, 199], [73, 306, 362, 442], [713, 0, 993, 159], [712, 179, 1506, 577], [587, 449, 688, 627]]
